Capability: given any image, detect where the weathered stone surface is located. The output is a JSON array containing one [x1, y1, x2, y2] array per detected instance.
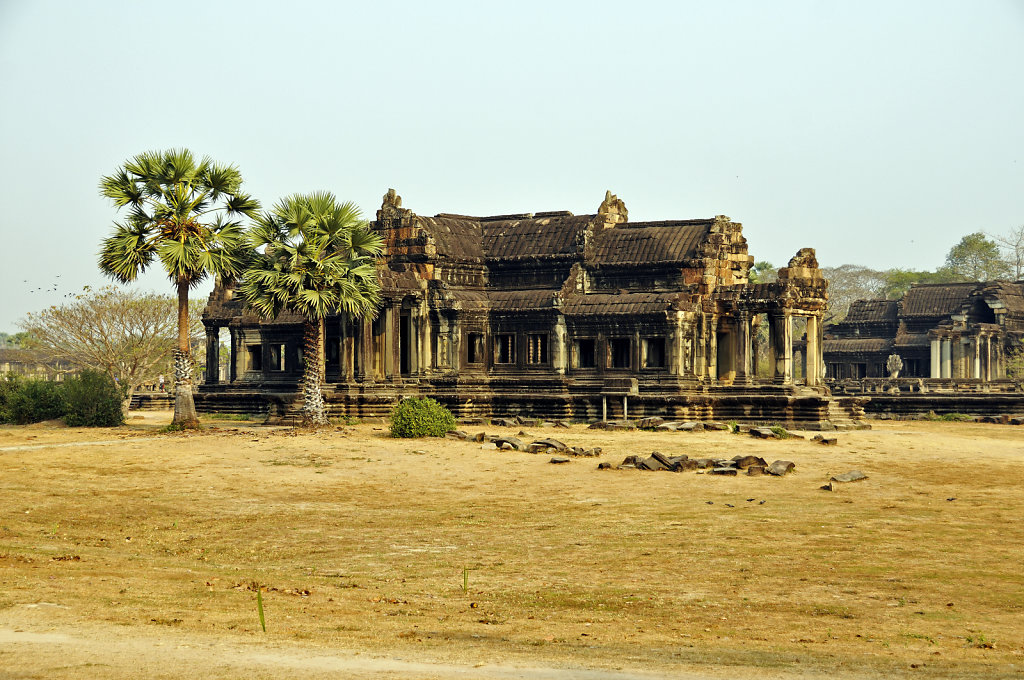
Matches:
[[459, 418, 486, 426], [650, 451, 674, 469], [620, 455, 641, 467], [540, 421, 555, 428], [817, 437, 838, 445], [751, 427, 778, 439], [588, 421, 608, 430], [704, 422, 730, 431], [732, 455, 768, 469], [678, 421, 705, 432], [637, 416, 665, 429], [694, 458, 715, 469], [526, 443, 550, 453], [655, 422, 681, 431], [554, 420, 571, 429], [491, 418, 517, 428], [830, 470, 868, 483], [493, 436, 523, 451], [669, 456, 697, 471], [473, 432, 486, 443], [597, 462, 613, 469], [711, 467, 738, 476], [713, 459, 737, 468], [446, 430, 468, 440], [747, 465, 766, 475], [550, 456, 570, 464], [606, 420, 635, 431], [767, 460, 796, 476]]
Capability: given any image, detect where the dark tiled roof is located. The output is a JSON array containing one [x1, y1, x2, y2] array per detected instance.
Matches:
[[823, 338, 892, 353], [894, 332, 930, 348], [901, 283, 978, 317], [489, 290, 558, 311], [481, 215, 591, 261], [562, 292, 678, 316], [843, 299, 898, 324], [416, 216, 485, 261], [591, 223, 711, 266], [983, 282, 1024, 313]]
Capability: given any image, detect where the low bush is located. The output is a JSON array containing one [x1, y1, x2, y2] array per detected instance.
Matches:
[[0, 373, 22, 423], [63, 370, 125, 427], [390, 397, 456, 438], [7, 379, 66, 424]]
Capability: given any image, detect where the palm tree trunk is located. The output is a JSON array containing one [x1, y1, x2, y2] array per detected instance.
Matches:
[[302, 318, 329, 426], [172, 278, 200, 428]]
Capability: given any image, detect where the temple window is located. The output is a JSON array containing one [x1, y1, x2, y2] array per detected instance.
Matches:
[[246, 345, 263, 371], [609, 338, 631, 369], [467, 333, 484, 364], [527, 334, 548, 364], [642, 337, 666, 368], [269, 344, 286, 371], [572, 339, 596, 368], [494, 334, 516, 364]]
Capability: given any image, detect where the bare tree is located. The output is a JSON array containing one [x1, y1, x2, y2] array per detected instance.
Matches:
[[819, 264, 888, 325], [989, 225, 1024, 280], [18, 286, 202, 411]]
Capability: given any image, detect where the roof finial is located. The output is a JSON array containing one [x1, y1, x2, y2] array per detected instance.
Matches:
[[597, 190, 628, 225]]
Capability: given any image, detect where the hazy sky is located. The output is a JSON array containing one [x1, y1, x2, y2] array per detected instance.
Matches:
[[1, 0, 1022, 332]]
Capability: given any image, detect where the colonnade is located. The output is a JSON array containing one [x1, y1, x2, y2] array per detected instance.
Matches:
[[929, 333, 1004, 380]]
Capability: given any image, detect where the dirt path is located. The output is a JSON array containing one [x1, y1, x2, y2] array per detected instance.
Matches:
[[0, 624, 733, 680]]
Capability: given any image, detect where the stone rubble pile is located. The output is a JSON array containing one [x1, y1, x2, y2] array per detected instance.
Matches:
[[609, 453, 796, 476]]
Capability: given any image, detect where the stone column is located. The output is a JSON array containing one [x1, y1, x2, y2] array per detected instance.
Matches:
[[421, 307, 432, 375], [940, 338, 952, 379], [410, 305, 421, 375], [805, 315, 820, 386], [736, 313, 751, 384], [205, 327, 220, 385], [707, 315, 719, 381], [972, 337, 981, 379], [383, 303, 396, 379], [984, 335, 991, 381], [553, 315, 567, 375], [229, 329, 238, 383], [770, 312, 793, 384], [358, 317, 373, 382], [340, 315, 353, 382], [930, 337, 941, 378]]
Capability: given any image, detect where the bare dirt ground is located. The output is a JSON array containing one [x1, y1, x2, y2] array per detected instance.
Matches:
[[0, 412, 1022, 679]]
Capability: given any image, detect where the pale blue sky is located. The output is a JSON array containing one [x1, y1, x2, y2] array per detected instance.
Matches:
[[1, 0, 1022, 332]]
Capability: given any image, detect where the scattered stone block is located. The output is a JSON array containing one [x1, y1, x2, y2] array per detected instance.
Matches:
[[531, 438, 567, 452], [693, 458, 715, 469], [445, 430, 468, 440], [711, 467, 738, 476], [747, 465, 766, 476], [540, 421, 555, 428], [597, 462, 613, 469], [830, 470, 868, 483], [767, 460, 795, 476], [550, 456, 570, 464], [554, 420, 571, 429], [480, 443, 497, 451], [637, 455, 671, 471], [751, 427, 777, 439], [526, 443, 550, 454], [669, 456, 697, 471], [620, 455, 641, 467], [588, 421, 609, 430], [712, 459, 737, 468], [493, 436, 523, 451], [637, 416, 665, 429], [732, 455, 767, 469], [650, 451, 674, 469], [678, 421, 705, 432], [655, 422, 681, 431], [704, 422, 730, 431], [473, 432, 486, 443], [459, 417, 486, 426]]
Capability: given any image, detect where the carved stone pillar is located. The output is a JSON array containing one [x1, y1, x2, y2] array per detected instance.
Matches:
[[707, 314, 718, 381], [384, 303, 396, 379], [770, 312, 792, 384], [972, 337, 981, 379], [419, 305, 432, 375], [205, 327, 220, 385], [736, 313, 751, 384], [805, 315, 820, 386], [553, 315, 567, 376], [930, 337, 941, 378], [940, 338, 952, 379]]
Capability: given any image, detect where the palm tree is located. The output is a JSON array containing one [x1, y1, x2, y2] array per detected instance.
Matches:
[[238, 192, 383, 426], [98, 148, 259, 428]]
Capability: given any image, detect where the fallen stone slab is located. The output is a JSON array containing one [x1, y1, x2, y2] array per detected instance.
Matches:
[[704, 422, 730, 431], [493, 436, 524, 451], [830, 470, 868, 483], [750, 427, 778, 439], [588, 421, 609, 430], [637, 416, 665, 429], [732, 455, 768, 469], [491, 418, 517, 428], [767, 460, 796, 476], [606, 420, 636, 431], [620, 455, 641, 467], [711, 467, 738, 476], [650, 451, 674, 469], [597, 462, 613, 470], [747, 465, 766, 476], [550, 456, 570, 464], [712, 459, 737, 468], [655, 422, 681, 431], [693, 458, 715, 469], [445, 430, 468, 440], [540, 421, 555, 428], [1009, 416, 1024, 426], [459, 417, 486, 426], [813, 435, 838, 445], [531, 438, 568, 452], [678, 421, 705, 433], [637, 455, 671, 471], [473, 432, 487, 443], [554, 420, 571, 429], [526, 443, 551, 453], [669, 456, 697, 471]]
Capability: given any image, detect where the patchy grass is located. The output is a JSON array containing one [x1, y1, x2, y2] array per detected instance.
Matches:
[[0, 417, 1022, 678]]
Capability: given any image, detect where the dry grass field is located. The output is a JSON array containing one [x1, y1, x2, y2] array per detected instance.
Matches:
[[1, 412, 1022, 679]]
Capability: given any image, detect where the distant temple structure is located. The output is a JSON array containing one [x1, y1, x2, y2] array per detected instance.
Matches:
[[824, 282, 1024, 381], [200, 190, 864, 428]]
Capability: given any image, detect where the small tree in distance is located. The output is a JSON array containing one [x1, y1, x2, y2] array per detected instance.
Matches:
[[945, 232, 1013, 281]]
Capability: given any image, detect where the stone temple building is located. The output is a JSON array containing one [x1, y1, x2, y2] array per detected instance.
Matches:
[[200, 190, 861, 427], [823, 281, 1024, 381]]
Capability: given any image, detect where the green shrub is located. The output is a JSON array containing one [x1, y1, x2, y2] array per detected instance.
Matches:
[[63, 370, 125, 427], [0, 373, 22, 424], [390, 397, 456, 438], [7, 379, 66, 424]]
